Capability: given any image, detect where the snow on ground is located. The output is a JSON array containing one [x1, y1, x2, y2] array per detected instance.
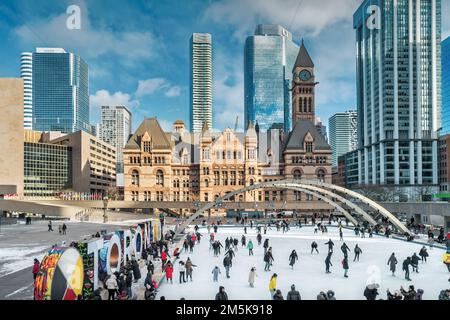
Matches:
[[157, 226, 449, 300], [0, 246, 48, 278]]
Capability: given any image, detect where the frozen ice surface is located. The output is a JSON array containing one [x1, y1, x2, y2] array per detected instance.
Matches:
[[157, 225, 448, 300]]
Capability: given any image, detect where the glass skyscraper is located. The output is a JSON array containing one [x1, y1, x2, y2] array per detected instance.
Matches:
[[190, 33, 213, 133], [244, 24, 299, 132], [442, 37, 450, 135], [23, 48, 90, 134], [329, 111, 358, 168], [353, 0, 442, 198]]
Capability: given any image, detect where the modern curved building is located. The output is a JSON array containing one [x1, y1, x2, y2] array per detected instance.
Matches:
[[190, 33, 213, 133], [20, 52, 33, 130]]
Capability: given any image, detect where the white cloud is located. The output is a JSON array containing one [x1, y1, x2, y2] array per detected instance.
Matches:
[[136, 78, 182, 98], [90, 90, 140, 111], [203, 0, 360, 39], [165, 86, 182, 97], [14, 3, 157, 61]]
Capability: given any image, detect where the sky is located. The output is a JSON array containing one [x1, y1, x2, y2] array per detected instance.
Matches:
[[0, 0, 449, 133]]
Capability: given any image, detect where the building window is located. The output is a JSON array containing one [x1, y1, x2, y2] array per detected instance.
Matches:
[[204, 193, 209, 202], [317, 169, 326, 182], [131, 170, 140, 186], [293, 169, 302, 180], [204, 179, 209, 188], [143, 141, 151, 153], [156, 170, 164, 186], [305, 142, 313, 153]]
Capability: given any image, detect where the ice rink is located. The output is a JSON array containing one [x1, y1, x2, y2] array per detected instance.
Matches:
[[157, 225, 449, 300]]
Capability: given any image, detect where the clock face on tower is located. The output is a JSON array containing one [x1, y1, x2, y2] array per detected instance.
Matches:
[[299, 70, 311, 81]]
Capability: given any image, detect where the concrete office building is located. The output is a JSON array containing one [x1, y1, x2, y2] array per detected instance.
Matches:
[[0, 78, 24, 196]]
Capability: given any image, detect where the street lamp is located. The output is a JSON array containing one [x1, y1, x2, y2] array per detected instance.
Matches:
[[103, 196, 109, 223]]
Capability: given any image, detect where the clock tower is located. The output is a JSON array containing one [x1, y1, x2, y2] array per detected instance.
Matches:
[[292, 40, 317, 124]]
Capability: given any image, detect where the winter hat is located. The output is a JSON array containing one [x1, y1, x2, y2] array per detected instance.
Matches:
[[409, 285, 415, 291], [327, 290, 335, 298], [317, 292, 327, 300]]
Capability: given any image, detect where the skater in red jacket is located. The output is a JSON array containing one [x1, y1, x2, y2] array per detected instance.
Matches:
[[164, 261, 174, 284]]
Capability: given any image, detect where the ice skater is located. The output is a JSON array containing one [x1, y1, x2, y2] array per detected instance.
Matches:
[[212, 266, 221, 282], [325, 239, 334, 253], [247, 240, 254, 256], [403, 257, 412, 281], [387, 253, 398, 276], [353, 244, 362, 262], [342, 256, 349, 278], [248, 267, 257, 287], [264, 248, 274, 271], [289, 250, 298, 269], [325, 252, 333, 273], [341, 242, 350, 258], [311, 241, 319, 254]]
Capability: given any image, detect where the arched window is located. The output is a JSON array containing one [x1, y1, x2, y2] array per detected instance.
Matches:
[[131, 170, 139, 186], [293, 169, 302, 180], [308, 97, 312, 112], [156, 170, 164, 186], [303, 98, 308, 112], [317, 169, 326, 182], [204, 179, 209, 188], [249, 179, 254, 186]]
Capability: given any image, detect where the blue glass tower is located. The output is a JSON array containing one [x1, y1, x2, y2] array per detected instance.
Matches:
[[244, 25, 299, 132], [442, 37, 450, 135], [31, 48, 90, 133]]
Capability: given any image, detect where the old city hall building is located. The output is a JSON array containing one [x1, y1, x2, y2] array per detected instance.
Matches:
[[123, 42, 332, 214]]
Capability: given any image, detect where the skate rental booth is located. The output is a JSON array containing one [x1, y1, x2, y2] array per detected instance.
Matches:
[[34, 219, 162, 300]]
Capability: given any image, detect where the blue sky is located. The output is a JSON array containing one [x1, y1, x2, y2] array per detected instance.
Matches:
[[1, 0, 449, 132]]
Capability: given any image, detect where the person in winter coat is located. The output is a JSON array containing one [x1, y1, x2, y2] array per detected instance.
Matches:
[[311, 241, 319, 254], [164, 262, 173, 283], [268, 274, 277, 299], [264, 249, 274, 271], [416, 289, 424, 300], [286, 284, 301, 300], [263, 239, 269, 254], [32, 259, 40, 280], [147, 260, 154, 275], [326, 290, 336, 300], [438, 289, 450, 300], [241, 235, 246, 247], [342, 256, 349, 278], [248, 267, 257, 287], [257, 233, 262, 246], [105, 274, 118, 300], [317, 291, 328, 300], [185, 258, 197, 281], [411, 253, 420, 273], [161, 250, 168, 270], [273, 289, 284, 300], [225, 248, 235, 266], [363, 284, 379, 300], [341, 243, 350, 258], [354, 245, 362, 262], [223, 256, 231, 278], [212, 266, 221, 282], [386, 289, 403, 300], [247, 240, 254, 256], [387, 253, 398, 276], [289, 250, 298, 269], [339, 228, 344, 241], [215, 286, 228, 300], [325, 253, 333, 273], [325, 239, 334, 253], [125, 270, 133, 297], [400, 285, 417, 300], [179, 261, 186, 283], [419, 246, 429, 263], [403, 257, 412, 281], [131, 259, 141, 282]]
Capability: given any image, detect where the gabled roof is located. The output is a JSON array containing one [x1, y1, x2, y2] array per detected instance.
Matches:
[[125, 118, 171, 150], [284, 120, 331, 151], [293, 40, 314, 72]]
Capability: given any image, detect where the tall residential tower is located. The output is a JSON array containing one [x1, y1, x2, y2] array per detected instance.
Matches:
[[353, 0, 442, 198], [190, 33, 212, 133], [98, 105, 132, 174], [244, 24, 299, 132]]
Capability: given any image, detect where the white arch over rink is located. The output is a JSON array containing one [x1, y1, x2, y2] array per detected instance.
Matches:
[[175, 180, 411, 237]]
